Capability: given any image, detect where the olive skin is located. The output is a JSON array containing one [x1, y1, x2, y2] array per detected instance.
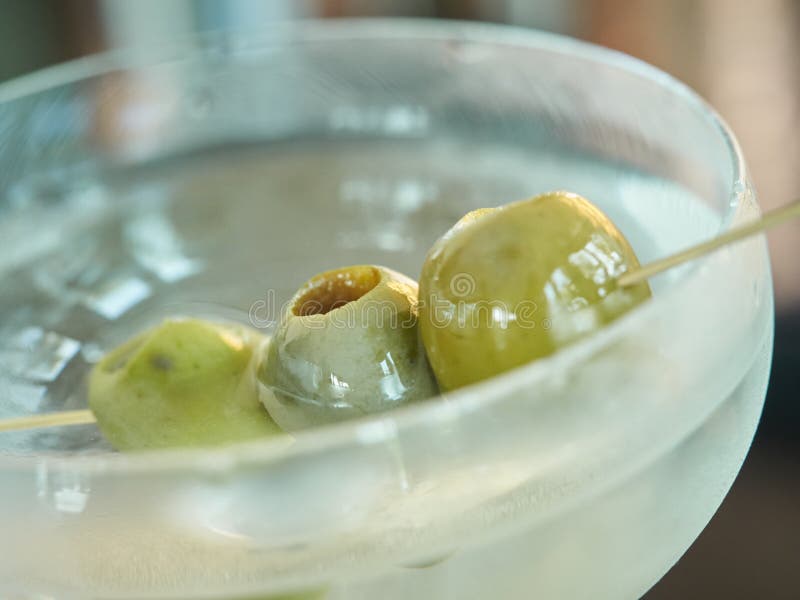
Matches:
[[89, 319, 282, 450], [419, 191, 652, 391], [258, 265, 438, 431]]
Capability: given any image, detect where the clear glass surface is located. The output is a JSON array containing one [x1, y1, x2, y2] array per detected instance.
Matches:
[[0, 20, 773, 600]]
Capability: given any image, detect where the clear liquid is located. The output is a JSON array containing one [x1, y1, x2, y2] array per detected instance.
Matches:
[[0, 137, 718, 455], [0, 136, 771, 600]]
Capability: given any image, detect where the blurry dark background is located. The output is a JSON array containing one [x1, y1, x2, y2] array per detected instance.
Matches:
[[1, 1, 797, 597]]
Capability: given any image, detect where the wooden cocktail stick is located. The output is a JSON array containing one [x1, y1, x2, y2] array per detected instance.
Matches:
[[0, 409, 96, 433], [618, 198, 800, 287], [2, 200, 798, 435]]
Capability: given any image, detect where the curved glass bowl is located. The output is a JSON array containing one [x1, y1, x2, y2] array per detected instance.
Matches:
[[0, 20, 773, 600]]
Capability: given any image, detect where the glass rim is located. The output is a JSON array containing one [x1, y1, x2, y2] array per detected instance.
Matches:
[[0, 18, 749, 473]]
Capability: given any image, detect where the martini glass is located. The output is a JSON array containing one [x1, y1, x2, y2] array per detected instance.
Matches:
[[0, 20, 772, 600]]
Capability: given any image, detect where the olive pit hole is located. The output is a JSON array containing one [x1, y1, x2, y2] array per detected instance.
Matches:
[[293, 266, 381, 317]]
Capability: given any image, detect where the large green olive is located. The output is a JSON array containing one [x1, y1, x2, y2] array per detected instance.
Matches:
[[419, 191, 652, 391], [89, 319, 282, 450], [258, 265, 438, 430]]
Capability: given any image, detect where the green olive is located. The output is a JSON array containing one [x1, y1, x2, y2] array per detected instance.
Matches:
[[258, 265, 438, 430], [419, 191, 652, 391], [89, 319, 282, 450]]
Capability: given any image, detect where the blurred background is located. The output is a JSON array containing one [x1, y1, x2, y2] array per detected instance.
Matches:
[[0, 0, 797, 597]]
